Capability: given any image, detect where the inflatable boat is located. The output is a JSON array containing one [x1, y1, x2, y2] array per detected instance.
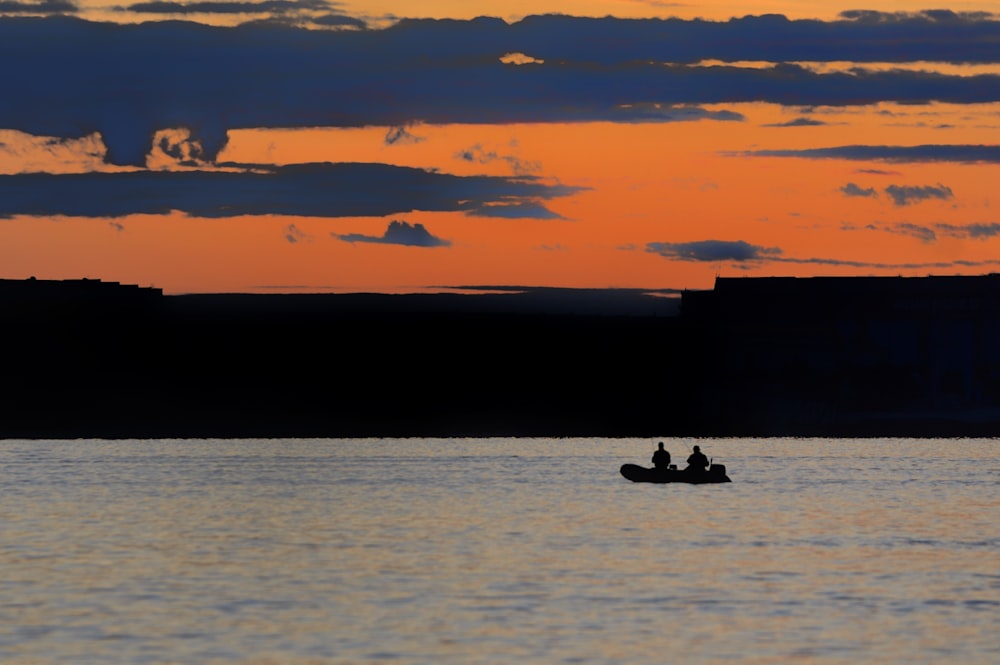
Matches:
[[620, 463, 731, 484]]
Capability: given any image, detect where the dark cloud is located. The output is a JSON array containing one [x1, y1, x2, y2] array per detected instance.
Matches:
[[840, 182, 878, 198], [284, 223, 310, 243], [855, 168, 901, 175], [743, 145, 1000, 163], [0, 0, 75, 13], [892, 222, 938, 242], [120, 0, 368, 29], [0, 162, 581, 219], [309, 13, 364, 28], [334, 220, 450, 247], [122, 0, 337, 15], [384, 126, 425, 145], [936, 222, 1000, 239], [455, 144, 540, 175], [838, 9, 994, 25], [613, 105, 745, 123], [763, 117, 827, 127], [885, 183, 954, 206], [646, 239, 782, 262], [467, 202, 565, 219], [4, 16, 1000, 166], [437, 12, 1000, 65], [648, 233, 1000, 271], [838, 220, 1000, 242]]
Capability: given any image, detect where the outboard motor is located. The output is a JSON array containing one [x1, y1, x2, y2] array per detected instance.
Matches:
[[709, 463, 726, 475]]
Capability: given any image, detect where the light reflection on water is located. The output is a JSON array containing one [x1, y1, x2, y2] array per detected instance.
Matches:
[[0, 437, 996, 664]]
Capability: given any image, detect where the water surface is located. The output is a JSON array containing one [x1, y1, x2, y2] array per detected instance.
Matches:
[[0, 437, 996, 663]]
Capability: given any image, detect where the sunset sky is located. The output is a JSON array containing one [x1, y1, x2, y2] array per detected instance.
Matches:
[[2, 1, 999, 294]]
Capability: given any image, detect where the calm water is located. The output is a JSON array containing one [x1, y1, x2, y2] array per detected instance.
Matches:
[[0, 437, 996, 664]]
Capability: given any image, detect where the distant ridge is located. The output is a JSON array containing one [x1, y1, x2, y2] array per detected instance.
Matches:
[[5, 274, 1000, 438]]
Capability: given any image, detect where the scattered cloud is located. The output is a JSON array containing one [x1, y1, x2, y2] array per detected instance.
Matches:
[[614, 104, 745, 123], [334, 220, 450, 247], [455, 143, 540, 176], [841, 220, 1000, 243], [284, 223, 310, 243], [741, 144, 1000, 163], [308, 13, 364, 28], [935, 222, 1000, 239], [468, 202, 566, 219], [384, 125, 425, 146], [763, 117, 827, 127], [646, 233, 1000, 271], [885, 183, 954, 206], [646, 239, 783, 262], [147, 128, 212, 169], [855, 168, 901, 176], [841, 182, 878, 198], [892, 222, 938, 242]]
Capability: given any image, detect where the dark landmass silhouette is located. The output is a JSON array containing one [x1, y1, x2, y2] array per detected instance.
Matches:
[[4, 275, 1000, 438]]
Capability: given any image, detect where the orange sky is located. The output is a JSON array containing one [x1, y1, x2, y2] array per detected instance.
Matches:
[[1, 4, 999, 293]]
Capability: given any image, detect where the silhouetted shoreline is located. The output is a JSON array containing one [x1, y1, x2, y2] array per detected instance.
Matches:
[[4, 276, 1000, 438]]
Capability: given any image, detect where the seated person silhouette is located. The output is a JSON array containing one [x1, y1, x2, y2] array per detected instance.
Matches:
[[685, 445, 709, 472], [651, 442, 671, 470]]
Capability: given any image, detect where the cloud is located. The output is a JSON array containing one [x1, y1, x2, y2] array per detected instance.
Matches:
[[0, 0, 76, 13], [613, 104, 745, 123], [647, 232, 1000, 271], [119, 0, 368, 28], [334, 220, 450, 247], [455, 143, 540, 175], [471, 13, 1000, 65], [309, 12, 364, 28], [838, 9, 994, 25], [936, 222, 1000, 239], [855, 168, 901, 175], [0, 162, 582, 219], [742, 145, 1000, 163], [124, 0, 302, 13], [836, 220, 1000, 242], [147, 128, 213, 169], [646, 239, 783, 262], [467, 202, 565, 219], [892, 222, 937, 242], [763, 117, 827, 127], [885, 183, 954, 206], [384, 126, 425, 146], [284, 223, 310, 243], [5, 16, 1000, 166], [840, 182, 878, 198]]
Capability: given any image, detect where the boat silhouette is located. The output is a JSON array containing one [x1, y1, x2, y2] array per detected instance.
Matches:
[[620, 463, 732, 484]]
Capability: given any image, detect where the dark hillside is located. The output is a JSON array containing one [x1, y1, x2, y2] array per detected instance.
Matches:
[[0, 281, 689, 438], [7, 275, 1000, 438]]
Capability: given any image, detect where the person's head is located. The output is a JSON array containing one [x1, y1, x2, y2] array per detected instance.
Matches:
[[693, 445, 700, 452], [658, 442, 665, 450]]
